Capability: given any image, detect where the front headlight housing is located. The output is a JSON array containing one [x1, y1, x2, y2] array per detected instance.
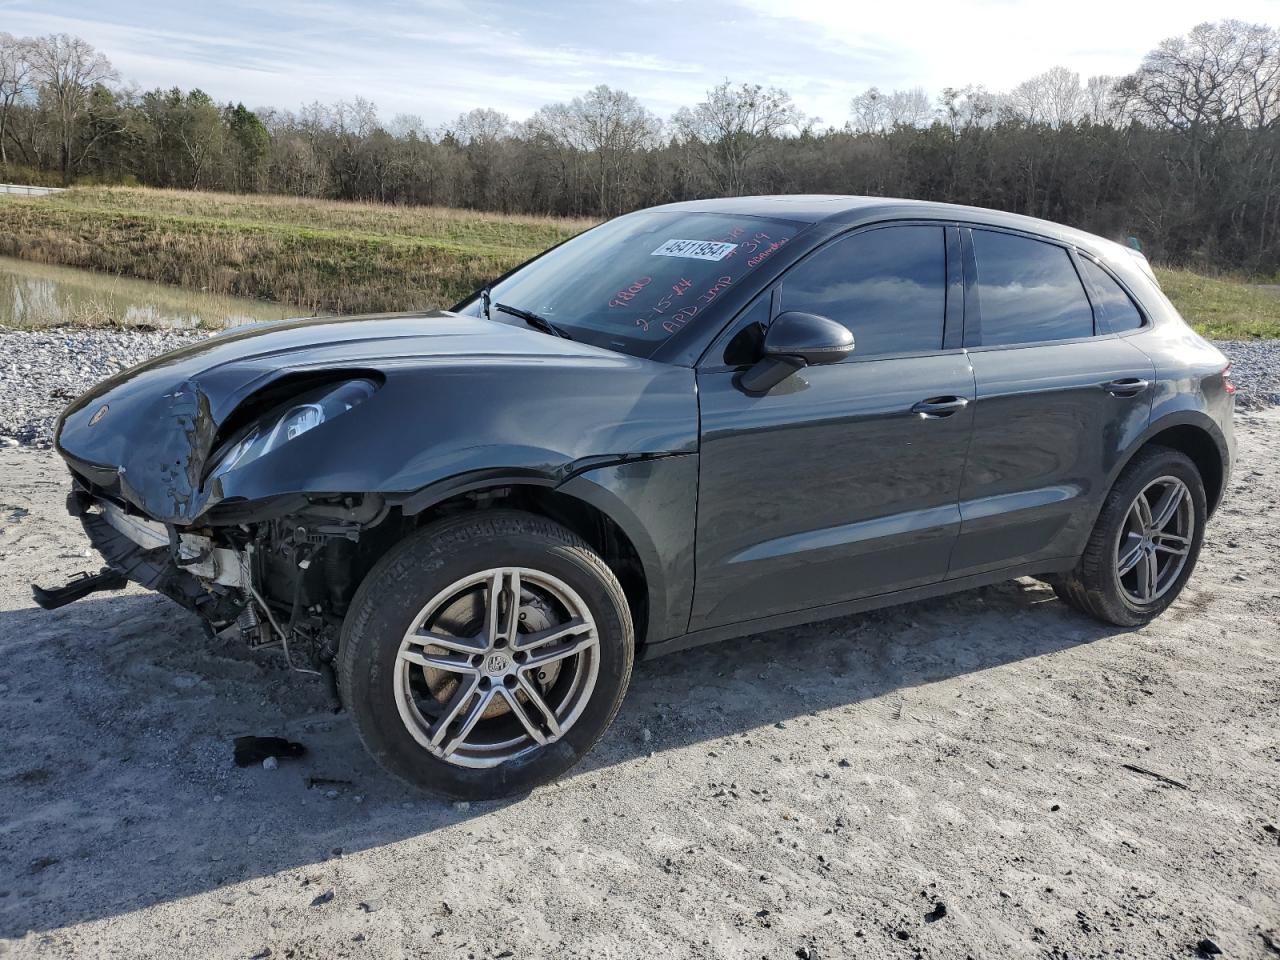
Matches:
[[209, 378, 378, 481]]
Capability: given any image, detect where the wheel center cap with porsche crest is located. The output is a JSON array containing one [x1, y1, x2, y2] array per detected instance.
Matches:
[[485, 652, 511, 675], [88, 404, 109, 426]]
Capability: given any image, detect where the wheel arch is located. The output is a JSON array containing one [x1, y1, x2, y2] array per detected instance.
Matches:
[[1110, 412, 1228, 516], [390, 468, 679, 653]]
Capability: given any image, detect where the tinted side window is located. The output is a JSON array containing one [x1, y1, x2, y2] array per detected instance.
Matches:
[[972, 230, 1094, 345], [1080, 257, 1144, 332], [779, 225, 945, 357]]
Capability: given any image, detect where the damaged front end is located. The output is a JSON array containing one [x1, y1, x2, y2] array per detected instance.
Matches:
[[35, 310, 701, 697], [41, 358, 394, 690], [47, 473, 391, 689]]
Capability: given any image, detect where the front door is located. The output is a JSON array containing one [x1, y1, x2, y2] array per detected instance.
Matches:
[[690, 223, 975, 633]]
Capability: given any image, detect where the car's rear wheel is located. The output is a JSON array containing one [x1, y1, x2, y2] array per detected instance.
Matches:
[[338, 510, 633, 799], [1051, 445, 1206, 627]]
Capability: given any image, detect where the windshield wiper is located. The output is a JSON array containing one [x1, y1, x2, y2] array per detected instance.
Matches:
[[493, 301, 571, 340]]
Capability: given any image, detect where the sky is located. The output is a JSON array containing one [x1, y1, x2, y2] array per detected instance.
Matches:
[[3, 0, 1280, 127]]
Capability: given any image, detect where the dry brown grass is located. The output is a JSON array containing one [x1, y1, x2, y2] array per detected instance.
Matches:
[[0, 187, 595, 314]]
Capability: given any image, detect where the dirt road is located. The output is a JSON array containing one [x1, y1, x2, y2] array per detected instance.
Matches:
[[2, 411, 1277, 959]]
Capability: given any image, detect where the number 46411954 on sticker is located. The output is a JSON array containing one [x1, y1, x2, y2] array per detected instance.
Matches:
[[650, 239, 738, 261]]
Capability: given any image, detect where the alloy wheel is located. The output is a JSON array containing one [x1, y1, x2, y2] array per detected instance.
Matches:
[[1114, 475, 1195, 605], [393, 567, 600, 768]]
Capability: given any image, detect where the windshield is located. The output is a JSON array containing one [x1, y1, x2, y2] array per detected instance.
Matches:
[[464, 211, 804, 357]]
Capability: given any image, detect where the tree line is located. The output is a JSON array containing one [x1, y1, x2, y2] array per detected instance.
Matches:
[[2, 22, 1279, 272]]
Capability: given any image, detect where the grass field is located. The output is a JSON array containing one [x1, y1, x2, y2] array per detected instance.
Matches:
[[1152, 267, 1280, 339], [0, 187, 591, 314], [1, 186, 1277, 336]]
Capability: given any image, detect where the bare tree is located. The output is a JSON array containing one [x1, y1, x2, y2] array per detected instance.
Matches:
[[328, 97, 381, 198], [444, 108, 514, 208], [1041, 66, 1083, 126], [0, 32, 35, 168], [1007, 73, 1049, 123], [1237, 21, 1280, 128], [529, 85, 660, 214], [26, 33, 115, 181], [1006, 67, 1082, 126], [939, 85, 998, 130], [1083, 75, 1119, 125], [884, 87, 935, 127], [447, 107, 511, 145], [388, 113, 427, 139], [852, 86, 935, 131], [849, 86, 888, 133], [1118, 20, 1280, 130], [674, 81, 802, 194], [332, 98, 379, 138]]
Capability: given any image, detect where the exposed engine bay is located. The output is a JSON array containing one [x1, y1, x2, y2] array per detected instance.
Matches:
[[42, 468, 647, 716], [58, 475, 397, 697]]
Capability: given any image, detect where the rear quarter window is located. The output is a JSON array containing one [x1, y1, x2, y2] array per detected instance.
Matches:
[[971, 230, 1094, 346], [1080, 257, 1145, 333]]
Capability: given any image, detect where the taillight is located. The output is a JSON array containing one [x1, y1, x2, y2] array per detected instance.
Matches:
[[1223, 362, 1236, 395]]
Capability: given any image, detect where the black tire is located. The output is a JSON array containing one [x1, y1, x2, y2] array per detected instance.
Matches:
[[337, 510, 634, 799], [1051, 445, 1206, 627]]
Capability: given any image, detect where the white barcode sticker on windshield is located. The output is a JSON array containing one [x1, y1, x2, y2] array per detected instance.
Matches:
[[651, 239, 738, 261]]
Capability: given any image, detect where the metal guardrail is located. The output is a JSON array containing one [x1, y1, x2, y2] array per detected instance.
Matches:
[[0, 183, 65, 196]]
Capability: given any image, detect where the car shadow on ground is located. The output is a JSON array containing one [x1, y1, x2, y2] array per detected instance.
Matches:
[[0, 576, 1123, 938]]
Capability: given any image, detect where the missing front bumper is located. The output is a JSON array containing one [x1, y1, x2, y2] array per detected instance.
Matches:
[[89, 496, 246, 588], [52, 487, 246, 625]]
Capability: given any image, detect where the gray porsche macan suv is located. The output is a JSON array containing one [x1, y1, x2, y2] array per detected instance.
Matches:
[[44, 196, 1235, 798]]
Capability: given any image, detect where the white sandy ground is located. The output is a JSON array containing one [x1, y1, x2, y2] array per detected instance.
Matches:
[[0, 413, 1277, 960]]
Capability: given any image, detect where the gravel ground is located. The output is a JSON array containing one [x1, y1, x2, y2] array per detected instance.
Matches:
[[1, 328, 1277, 448], [1213, 339, 1280, 409], [1, 410, 1278, 958], [0, 328, 206, 447], [1, 321, 1279, 959]]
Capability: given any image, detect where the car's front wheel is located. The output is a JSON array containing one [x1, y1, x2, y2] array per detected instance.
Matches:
[[1051, 444, 1207, 627], [338, 510, 634, 799]]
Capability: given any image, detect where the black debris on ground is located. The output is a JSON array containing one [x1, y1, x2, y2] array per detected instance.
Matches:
[[1197, 937, 1223, 957], [233, 735, 306, 768]]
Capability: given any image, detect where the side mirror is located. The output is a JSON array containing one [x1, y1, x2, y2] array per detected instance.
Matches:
[[739, 311, 855, 393]]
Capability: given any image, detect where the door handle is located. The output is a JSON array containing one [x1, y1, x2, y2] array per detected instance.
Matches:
[[911, 396, 970, 418], [1103, 377, 1150, 397]]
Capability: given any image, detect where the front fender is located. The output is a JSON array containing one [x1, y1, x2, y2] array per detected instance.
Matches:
[[209, 360, 698, 518], [557, 454, 698, 647], [387, 453, 699, 649]]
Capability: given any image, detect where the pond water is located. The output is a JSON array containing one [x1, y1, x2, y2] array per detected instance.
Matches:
[[0, 256, 308, 330]]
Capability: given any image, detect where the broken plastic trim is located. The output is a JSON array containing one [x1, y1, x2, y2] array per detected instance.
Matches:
[[31, 567, 128, 610]]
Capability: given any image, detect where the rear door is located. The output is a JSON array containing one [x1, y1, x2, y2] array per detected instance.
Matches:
[[690, 223, 975, 632], [948, 227, 1155, 576]]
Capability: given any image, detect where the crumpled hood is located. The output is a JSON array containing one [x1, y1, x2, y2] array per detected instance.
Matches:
[[55, 311, 698, 524]]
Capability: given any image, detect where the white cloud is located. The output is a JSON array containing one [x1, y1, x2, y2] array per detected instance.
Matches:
[[734, 0, 1280, 93], [3, 0, 1278, 126]]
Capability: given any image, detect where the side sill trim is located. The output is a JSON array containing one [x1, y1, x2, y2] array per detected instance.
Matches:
[[641, 556, 1078, 660]]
